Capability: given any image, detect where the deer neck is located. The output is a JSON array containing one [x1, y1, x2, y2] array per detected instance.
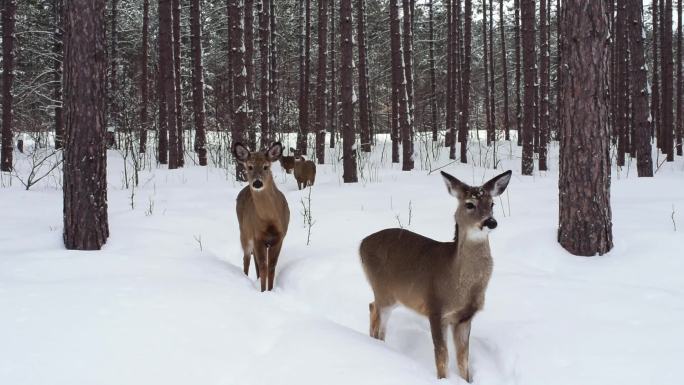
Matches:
[[455, 224, 492, 261], [250, 183, 281, 223]]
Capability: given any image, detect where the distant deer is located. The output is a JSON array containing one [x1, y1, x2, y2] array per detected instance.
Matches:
[[279, 147, 296, 174], [233, 142, 290, 292], [293, 150, 316, 190], [359, 170, 512, 381]]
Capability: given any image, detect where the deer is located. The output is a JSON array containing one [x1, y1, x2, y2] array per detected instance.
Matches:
[[359, 170, 512, 381], [279, 147, 296, 174], [233, 141, 290, 292], [293, 150, 316, 190]]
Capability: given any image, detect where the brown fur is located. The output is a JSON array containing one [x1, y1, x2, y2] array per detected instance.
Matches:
[[279, 147, 296, 174], [233, 142, 290, 292], [359, 170, 512, 381], [293, 155, 316, 190]]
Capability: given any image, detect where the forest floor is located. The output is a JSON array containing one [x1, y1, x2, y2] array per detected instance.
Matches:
[[1, 134, 683, 385]]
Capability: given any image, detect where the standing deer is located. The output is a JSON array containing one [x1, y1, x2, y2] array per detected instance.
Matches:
[[293, 151, 316, 190], [359, 170, 512, 381], [233, 142, 290, 292], [279, 147, 296, 174]]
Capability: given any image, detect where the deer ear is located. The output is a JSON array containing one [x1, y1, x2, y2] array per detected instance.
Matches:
[[483, 170, 512, 197], [266, 142, 283, 161], [232, 142, 250, 162], [440, 171, 468, 199]]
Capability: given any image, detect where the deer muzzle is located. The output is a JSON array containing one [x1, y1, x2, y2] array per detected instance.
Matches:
[[252, 179, 264, 190], [483, 218, 498, 230]]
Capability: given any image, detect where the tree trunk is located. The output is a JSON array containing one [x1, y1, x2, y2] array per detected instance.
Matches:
[[63, 0, 109, 250], [662, 0, 674, 161], [1, 0, 16, 172], [190, 0, 207, 165], [340, 0, 357, 182], [158, 65, 169, 164], [110, 0, 118, 138], [539, 0, 549, 170], [328, 0, 337, 149], [390, 0, 412, 171], [229, 0, 247, 180], [445, 0, 454, 150], [390, 0, 400, 163], [514, 0, 522, 146], [483, 0, 492, 145], [521, 0, 535, 174], [53, 0, 65, 150], [488, 0, 496, 146], [556, 0, 562, 143], [616, 1, 628, 166], [297, 0, 312, 153], [160, 0, 180, 169], [245, 0, 256, 147], [677, 0, 683, 155], [172, 0, 183, 166], [358, 0, 371, 153], [652, 0, 660, 143], [499, 0, 510, 141], [140, 0, 149, 153], [259, 0, 271, 149], [315, 0, 328, 162], [454, 0, 463, 160], [429, 0, 438, 142], [558, 0, 613, 256], [629, 0, 654, 176], [269, 0, 278, 136], [402, 0, 415, 127], [459, 0, 472, 163]]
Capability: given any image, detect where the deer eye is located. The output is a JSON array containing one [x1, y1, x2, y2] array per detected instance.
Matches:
[[247, 165, 253, 171], [263, 165, 268, 170], [465, 202, 476, 210]]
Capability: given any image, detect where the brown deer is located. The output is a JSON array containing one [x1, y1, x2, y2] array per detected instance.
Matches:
[[279, 147, 296, 174], [293, 150, 316, 190], [233, 142, 290, 292], [359, 170, 512, 381]]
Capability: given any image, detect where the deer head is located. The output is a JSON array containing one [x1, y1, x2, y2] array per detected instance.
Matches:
[[233, 142, 283, 191], [440, 170, 512, 241]]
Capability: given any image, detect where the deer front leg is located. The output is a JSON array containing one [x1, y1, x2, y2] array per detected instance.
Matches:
[[253, 243, 268, 292], [453, 319, 472, 382], [266, 240, 283, 291], [429, 313, 448, 379]]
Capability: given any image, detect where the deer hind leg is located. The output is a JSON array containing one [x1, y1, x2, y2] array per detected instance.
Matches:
[[369, 300, 393, 341], [453, 319, 472, 382], [429, 313, 448, 379]]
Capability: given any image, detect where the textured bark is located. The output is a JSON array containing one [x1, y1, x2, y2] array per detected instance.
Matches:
[[245, 0, 256, 147], [390, 0, 413, 171], [445, 0, 454, 150], [616, 1, 628, 166], [662, 0, 674, 161], [402, 0, 415, 127], [556, 0, 562, 144], [229, 0, 247, 180], [521, 0, 535, 174], [483, 0, 492, 145], [259, 0, 271, 149], [558, 0, 613, 256], [315, 0, 328, 162], [328, 0, 337, 149], [190, 0, 207, 165], [459, 0, 472, 163], [53, 0, 65, 150], [499, 0, 510, 141], [110, 0, 119, 135], [514, 0, 522, 146], [678, 0, 683, 155], [488, 0, 496, 145], [390, 0, 400, 163], [539, 0, 549, 170], [159, 0, 179, 169], [269, 0, 278, 135], [297, 0, 312, 153], [140, 0, 149, 153], [429, 0, 438, 142], [172, 0, 183, 166], [652, 0, 660, 142], [340, 0, 357, 182], [1, 0, 16, 171], [158, 65, 169, 164], [628, 0, 653, 176], [358, 0, 371, 153], [63, 0, 109, 250]]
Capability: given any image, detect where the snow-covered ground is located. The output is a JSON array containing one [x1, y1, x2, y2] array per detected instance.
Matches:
[[1, 134, 683, 385]]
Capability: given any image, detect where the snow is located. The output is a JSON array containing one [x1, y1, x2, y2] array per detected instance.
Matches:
[[1, 134, 683, 385]]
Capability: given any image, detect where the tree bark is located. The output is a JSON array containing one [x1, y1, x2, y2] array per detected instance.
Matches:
[[514, 0, 522, 146], [652, 0, 660, 143], [616, 0, 628, 166], [190, 0, 207, 165], [358, 0, 371, 153], [445, 0, 454, 150], [521, 0, 535, 174], [297, 0, 312, 153], [245, 0, 256, 147], [172, 0, 184, 166], [315, 0, 328, 162], [459, 0, 472, 163], [558, 0, 613, 256], [269, 0, 278, 136], [52, 0, 65, 150], [1, 0, 16, 171], [390, 0, 413, 171], [340, 0, 357, 182], [539, 0, 549, 170], [483, 0, 492, 145], [499, 0, 510, 141], [628, 0, 654, 176], [160, 0, 180, 169], [140, 0, 149, 153], [488, 0, 496, 145], [158, 65, 169, 164], [402, 0, 415, 127], [63, 0, 109, 250], [259, 0, 271, 149], [229, 0, 247, 180], [662, 0, 674, 160], [429, 0, 438, 142], [329, 0, 337, 149], [678, 0, 683, 155]]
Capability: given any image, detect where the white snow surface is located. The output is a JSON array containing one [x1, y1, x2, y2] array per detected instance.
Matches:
[[1, 134, 683, 385]]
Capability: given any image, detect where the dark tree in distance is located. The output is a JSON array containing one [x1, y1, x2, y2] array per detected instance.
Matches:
[[402, 0, 415, 126], [652, 0, 660, 141], [53, 0, 65, 150], [358, 0, 371, 153], [429, 0, 438, 142], [1, 0, 17, 171], [445, 0, 454, 150], [260, 0, 271, 149], [558, 0, 613, 256], [329, 0, 337, 149], [514, 0, 522, 146], [229, 0, 247, 180], [499, 0, 510, 141], [340, 0, 357, 182], [190, 0, 207, 165], [159, 0, 180, 169], [539, 0, 549, 170], [482, 0, 492, 145], [521, 0, 535, 174], [662, 0, 674, 161], [678, 0, 683, 155], [63, 0, 109, 250], [297, 0, 312, 153], [488, 0, 496, 145], [315, 0, 328, 162], [458, 0, 473, 163], [244, 0, 256, 147], [140, 0, 149, 153], [172, 0, 183, 166]]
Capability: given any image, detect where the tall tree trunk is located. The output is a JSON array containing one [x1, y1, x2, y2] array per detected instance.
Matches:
[[358, 0, 371, 153], [459, 0, 472, 163], [446, 0, 454, 150], [340, 0, 357, 182], [160, 0, 180, 169], [402, 0, 415, 127], [158, 65, 169, 164], [110, 0, 118, 138], [259, 0, 271, 149], [429, 0, 438, 142], [329, 0, 337, 149], [53, 0, 65, 150], [172, 0, 184, 166], [488, 0, 496, 145], [63, 0, 109, 249], [556, 0, 562, 143], [269, 0, 278, 135], [539, 0, 549, 170], [229, 0, 247, 180], [190, 0, 207, 165], [1, 0, 16, 171], [226, 1, 234, 119], [662, 0, 674, 161], [315, 0, 328, 162], [298, 0, 312, 153], [140, 0, 149, 153], [499, 0, 510, 141], [652, 0, 661, 144], [245, 0, 256, 147], [514, 0, 522, 146], [521, 0, 535, 174], [454, 0, 463, 160], [558, 0, 613, 256], [390, 0, 413, 170], [390, 0, 400, 163], [616, 1, 628, 166], [677, 0, 683, 155], [629, 0, 654, 176], [483, 0, 492, 145]]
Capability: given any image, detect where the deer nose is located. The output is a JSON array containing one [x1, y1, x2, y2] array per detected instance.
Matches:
[[252, 180, 264, 189], [483, 218, 498, 229]]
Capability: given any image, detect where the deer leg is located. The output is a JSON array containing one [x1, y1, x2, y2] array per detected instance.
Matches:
[[266, 240, 283, 291], [243, 254, 251, 276], [453, 319, 472, 382], [429, 313, 448, 379], [253, 243, 268, 292]]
